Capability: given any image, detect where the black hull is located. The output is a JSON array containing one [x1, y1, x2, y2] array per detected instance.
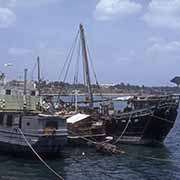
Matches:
[[105, 103, 179, 145]]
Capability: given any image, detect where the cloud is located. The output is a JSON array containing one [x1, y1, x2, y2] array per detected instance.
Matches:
[[0, 1, 16, 28], [0, 0, 62, 28], [147, 36, 164, 44], [94, 0, 142, 21], [147, 40, 180, 54], [8, 48, 34, 55], [143, 0, 180, 29], [0, 0, 61, 8], [0, 7, 16, 28]]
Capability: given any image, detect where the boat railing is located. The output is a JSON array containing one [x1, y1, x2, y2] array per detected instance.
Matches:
[[113, 100, 177, 120], [0, 95, 39, 111], [114, 106, 154, 117]]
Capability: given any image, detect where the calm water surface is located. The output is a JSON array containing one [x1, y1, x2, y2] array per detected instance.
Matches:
[[0, 110, 180, 180]]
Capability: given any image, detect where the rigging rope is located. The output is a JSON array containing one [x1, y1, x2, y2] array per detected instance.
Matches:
[[73, 37, 81, 86], [57, 30, 80, 82], [63, 31, 80, 83], [71, 37, 81, 105], [82, 44, 87, 88], [56, 30, 80, 104], [18, 128, 65, 180], [86, 44, 107, 101], [86, 44, 99, 88]]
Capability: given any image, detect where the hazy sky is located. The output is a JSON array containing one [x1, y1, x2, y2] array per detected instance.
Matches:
[[0, 0, 180, 86]]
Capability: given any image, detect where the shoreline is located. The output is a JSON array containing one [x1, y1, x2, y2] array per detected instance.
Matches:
[[42, 93, 139, 96]]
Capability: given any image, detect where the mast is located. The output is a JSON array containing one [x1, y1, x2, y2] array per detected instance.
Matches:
[[24, 68, 28, 95], [79, 24, 93, 108], [37, 56, 41, 96]]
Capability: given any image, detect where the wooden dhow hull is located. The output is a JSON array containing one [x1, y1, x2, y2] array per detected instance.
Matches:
[[104, 102, 179, 145]]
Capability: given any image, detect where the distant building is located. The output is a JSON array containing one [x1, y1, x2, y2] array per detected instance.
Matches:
[[0, 80, 37, 96], [100, 83, 115, 88]]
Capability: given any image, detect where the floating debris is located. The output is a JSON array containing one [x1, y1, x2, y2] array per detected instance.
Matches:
[[96, 142, 125, 155]]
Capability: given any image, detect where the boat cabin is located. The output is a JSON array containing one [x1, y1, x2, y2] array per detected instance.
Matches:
[[0, 111, 67, 136]]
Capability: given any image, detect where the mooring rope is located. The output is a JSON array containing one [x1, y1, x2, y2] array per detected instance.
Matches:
[[68, 129, 100, 145], [17, 128, 65, 180], [119, 150, 180, 164], [139, 155, 179, 163], [113, 113, 133, 145]]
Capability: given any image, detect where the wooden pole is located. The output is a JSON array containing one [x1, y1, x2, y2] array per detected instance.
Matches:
[[24, 68, 28, 95], [37, 56, 41, 96], [79, 24, 93, 108]]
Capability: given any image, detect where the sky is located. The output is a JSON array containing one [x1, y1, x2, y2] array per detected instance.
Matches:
[[0, 0, 180, 86]]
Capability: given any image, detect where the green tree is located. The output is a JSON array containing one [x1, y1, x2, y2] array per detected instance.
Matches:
[[171, 76, 180, 87]]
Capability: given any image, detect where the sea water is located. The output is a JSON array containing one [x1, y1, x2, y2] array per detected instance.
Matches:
[[0, 98, 180, 180]]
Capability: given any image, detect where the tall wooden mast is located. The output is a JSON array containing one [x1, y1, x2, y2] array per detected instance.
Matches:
[[79, 24, 93, 108]]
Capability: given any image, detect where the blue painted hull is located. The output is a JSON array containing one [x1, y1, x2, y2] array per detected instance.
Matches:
[[0, 135, 67, 157]]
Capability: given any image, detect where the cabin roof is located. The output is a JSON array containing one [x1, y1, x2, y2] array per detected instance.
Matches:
[[67, 113, 90, 124]]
